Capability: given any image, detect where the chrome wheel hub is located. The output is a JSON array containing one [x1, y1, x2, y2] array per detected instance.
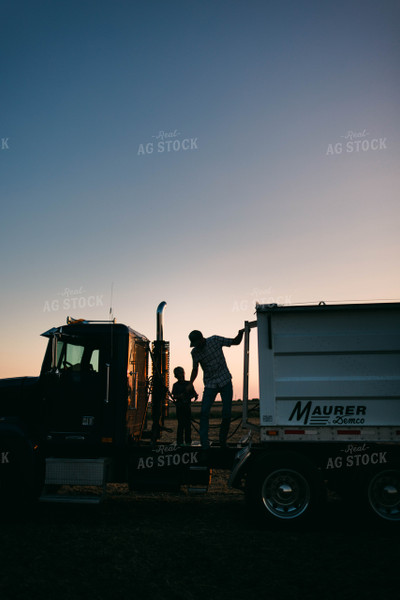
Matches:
[[261, 469, 311, 519], [368, 470, 400, 521]]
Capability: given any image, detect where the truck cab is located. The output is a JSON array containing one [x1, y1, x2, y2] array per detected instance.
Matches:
[[39, 320, 150, 453]]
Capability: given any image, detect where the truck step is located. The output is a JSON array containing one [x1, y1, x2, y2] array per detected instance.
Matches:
[[187, 486, 208, 495], [44, 457, 110, 486], [39, 494, 103, 505], [186, 465, 211, 494], [40, 457, 110, 504]]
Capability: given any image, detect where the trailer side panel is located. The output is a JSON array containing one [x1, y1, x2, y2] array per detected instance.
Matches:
[[257, 303, 400, 427]]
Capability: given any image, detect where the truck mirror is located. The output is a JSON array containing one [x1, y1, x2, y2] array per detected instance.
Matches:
[[51, 334, 59, 369]]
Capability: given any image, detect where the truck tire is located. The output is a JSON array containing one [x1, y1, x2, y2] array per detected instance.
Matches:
[[365, 467, 400, 522], [245, 452, 325, 526]]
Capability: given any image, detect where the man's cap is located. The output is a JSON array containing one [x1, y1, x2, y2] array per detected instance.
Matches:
[[189, 330, 203, 347]]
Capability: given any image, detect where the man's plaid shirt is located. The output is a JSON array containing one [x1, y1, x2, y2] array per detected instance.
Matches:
[[191, 335, 233, 388]]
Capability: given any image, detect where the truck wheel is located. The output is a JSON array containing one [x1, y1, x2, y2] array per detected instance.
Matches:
[[366, 468, 400, 522], [246, 453, 325, 525]]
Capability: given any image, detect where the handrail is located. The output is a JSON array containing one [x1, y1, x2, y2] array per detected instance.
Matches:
[[242, 319, 257, 430]]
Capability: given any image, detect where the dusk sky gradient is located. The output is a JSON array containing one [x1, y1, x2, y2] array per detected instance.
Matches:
[[1, 0, 399, 399]]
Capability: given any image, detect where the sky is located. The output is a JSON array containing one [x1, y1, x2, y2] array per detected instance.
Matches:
[[1, 0, 399, 399]]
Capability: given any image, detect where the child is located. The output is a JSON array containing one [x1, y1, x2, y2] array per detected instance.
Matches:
[[171, 366, 198, 446]]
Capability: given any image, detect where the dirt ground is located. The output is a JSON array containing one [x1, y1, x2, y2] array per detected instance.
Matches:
[[0, 417, 399, 600]]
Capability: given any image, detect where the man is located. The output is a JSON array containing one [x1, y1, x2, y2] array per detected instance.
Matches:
[[188, 329, 244, 449]]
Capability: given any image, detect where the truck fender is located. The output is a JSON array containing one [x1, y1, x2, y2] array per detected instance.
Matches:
[[0, 422, 36, 507]]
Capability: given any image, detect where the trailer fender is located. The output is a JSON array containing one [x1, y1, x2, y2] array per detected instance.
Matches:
[[228, 445, 252, 489]]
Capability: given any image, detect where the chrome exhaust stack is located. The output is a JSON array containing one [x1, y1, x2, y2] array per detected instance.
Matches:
[[156, 301, 167, 341], [151, 302, 170, 442]]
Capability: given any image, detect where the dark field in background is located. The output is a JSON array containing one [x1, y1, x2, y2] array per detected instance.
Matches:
[[0, 417, 398, 600]]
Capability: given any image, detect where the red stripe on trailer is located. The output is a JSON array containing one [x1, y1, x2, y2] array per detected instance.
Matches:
[[285, 430, 305, 435], [337, 430, 361, 435]]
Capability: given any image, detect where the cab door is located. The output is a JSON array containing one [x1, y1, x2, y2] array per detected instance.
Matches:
[[43, 336, 105, 440]]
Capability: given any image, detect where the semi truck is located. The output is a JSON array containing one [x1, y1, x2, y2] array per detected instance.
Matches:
[[0, 301, 399, 525]]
